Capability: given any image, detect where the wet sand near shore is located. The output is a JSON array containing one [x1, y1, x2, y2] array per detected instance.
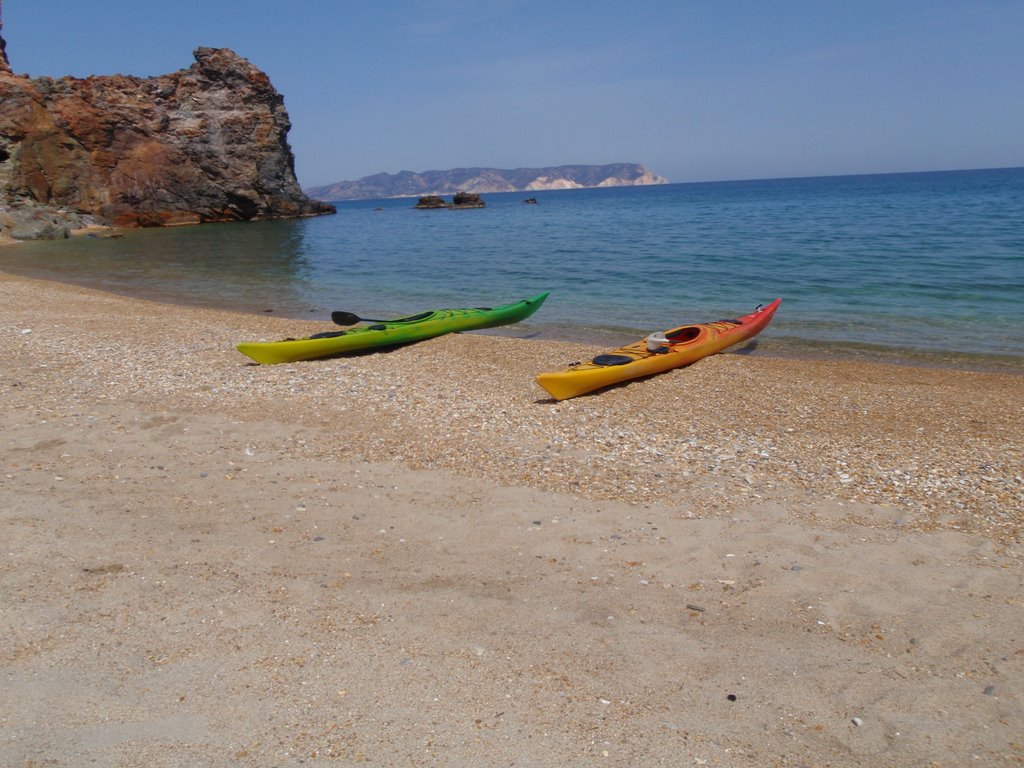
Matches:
[[2, 270, 1022, 766]]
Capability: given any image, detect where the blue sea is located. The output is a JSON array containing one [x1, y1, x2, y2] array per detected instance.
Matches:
[[3, 167, 1023, 370]]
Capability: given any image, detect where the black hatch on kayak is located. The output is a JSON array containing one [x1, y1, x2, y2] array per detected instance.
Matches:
[[592, 354, 634, 366]]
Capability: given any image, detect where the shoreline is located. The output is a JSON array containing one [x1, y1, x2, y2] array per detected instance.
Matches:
[[3, 268, 1023, 534], [2, 261, 1022, 376], [3, 267, 1023, 534], [3, 270, 1023, 766], [0, 219, 123, 248]]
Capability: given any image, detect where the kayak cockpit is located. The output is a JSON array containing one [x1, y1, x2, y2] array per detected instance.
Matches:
[[390, 311, 434, 323], [666, 326, 701, 343]]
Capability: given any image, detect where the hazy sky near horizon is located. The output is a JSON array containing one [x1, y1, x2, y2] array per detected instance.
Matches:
[[4, 1, 1023, 187]]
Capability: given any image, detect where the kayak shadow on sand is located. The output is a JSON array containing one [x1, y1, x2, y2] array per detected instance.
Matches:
[[533, 364, 700, 404], [726, 340, 759, 355], [240, 339, 423, 366], [240, 326, 550, 366], [534, 340, 765, 402]]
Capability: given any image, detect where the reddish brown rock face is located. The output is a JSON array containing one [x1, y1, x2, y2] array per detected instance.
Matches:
[[0, 38, 334, 227]]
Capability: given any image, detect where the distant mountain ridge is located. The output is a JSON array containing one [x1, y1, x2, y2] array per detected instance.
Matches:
[[306, 163, 668, 201]]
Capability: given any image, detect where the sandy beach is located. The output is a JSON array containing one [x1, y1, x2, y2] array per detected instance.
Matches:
[[2, 270, 1022, 766]]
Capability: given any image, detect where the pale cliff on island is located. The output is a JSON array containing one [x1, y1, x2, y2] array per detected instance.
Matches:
[[307, 163, 669, 201]]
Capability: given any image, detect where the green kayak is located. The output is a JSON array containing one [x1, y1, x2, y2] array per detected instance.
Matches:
[[236, 292, 549, 364]]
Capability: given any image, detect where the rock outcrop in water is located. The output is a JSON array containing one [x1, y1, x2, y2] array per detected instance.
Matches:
[[414, 192, 486, 210], [0, 20, 334, 240]]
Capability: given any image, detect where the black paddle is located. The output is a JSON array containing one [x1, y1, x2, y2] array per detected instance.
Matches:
[[331, 311, 390, 326]]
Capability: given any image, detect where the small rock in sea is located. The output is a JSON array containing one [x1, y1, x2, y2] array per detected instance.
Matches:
[[452, 191, 485, 208], [415, 195, 448, 209]]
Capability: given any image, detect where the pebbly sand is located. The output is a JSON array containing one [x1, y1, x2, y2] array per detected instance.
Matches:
[[1, 269, 1022, 767]]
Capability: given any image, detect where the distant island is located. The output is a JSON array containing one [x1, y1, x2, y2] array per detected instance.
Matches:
[[306, 163, 669, 201]]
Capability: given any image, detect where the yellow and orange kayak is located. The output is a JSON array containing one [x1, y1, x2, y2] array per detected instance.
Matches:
[[536, 299, 781, 400]]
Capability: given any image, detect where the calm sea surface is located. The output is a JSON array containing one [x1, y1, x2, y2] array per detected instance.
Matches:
[[3, 167, 1023, 370]]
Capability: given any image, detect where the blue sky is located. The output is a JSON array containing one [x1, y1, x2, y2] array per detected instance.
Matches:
[[4, 1, 1023, 187]]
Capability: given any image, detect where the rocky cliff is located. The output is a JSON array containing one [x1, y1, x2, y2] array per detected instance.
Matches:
[[0, 11, 9, 77], [307, 163, 669, 201], [0, 24, 333, 239]]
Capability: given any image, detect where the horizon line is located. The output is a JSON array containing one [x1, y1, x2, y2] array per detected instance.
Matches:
[[304, 165, 1023, 196]]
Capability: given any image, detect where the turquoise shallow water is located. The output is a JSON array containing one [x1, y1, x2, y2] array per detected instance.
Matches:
[[3, 167, 1023, 369]]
